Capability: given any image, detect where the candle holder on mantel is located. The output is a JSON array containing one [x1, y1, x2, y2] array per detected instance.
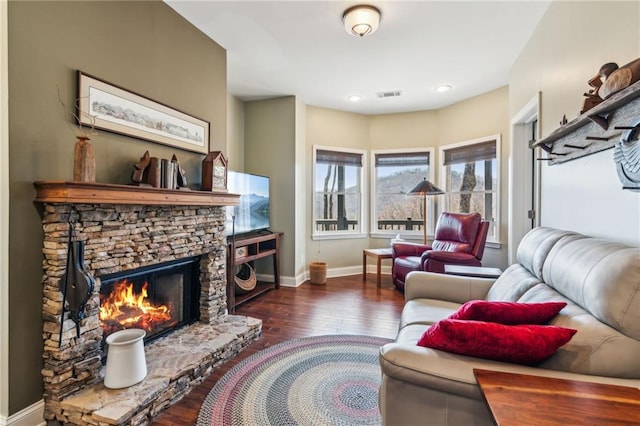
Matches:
[[73, 136, 96, 183]]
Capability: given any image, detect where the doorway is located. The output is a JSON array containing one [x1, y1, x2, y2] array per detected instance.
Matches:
[[508, 93, 541, 264]]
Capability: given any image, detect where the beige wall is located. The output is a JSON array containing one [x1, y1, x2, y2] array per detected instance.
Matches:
[[7, 0, 227, 415], [305, 107, 371, 269], [437, 86, 510, 266], [304, 86, 510, 271], [509, 1, 640, 244]]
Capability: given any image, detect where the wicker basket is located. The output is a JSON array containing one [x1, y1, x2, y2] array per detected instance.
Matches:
[[309, 261, 327, 285], [234, 263, 257, 294]]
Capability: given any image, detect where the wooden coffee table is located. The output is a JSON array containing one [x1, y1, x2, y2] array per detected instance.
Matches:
[[474, 368, 640, 425], [362, 248, 393, 288]]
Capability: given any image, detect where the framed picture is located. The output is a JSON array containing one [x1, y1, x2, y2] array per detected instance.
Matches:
[[77, 71, 210, 154]]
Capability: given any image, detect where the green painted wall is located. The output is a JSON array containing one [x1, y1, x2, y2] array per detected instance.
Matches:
[[244, 97, 298, 277], [7, 0, 227, 414]]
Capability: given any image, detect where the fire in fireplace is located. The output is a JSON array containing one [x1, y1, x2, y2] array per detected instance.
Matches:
[[99, 257, 200, 345]]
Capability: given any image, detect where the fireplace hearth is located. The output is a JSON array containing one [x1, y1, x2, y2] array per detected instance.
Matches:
[[35, 183, 261, 426]]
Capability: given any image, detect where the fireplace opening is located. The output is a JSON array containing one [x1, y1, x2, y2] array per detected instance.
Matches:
[[99, 256, 200, 348]]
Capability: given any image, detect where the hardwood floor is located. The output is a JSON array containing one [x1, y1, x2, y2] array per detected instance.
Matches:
[[151, 274, 404, 425]]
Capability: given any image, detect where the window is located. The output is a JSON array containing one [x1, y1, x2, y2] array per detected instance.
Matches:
[[371, 149, 435, 237], [313, 146, 366, 238], [440, 136, 500, 242]]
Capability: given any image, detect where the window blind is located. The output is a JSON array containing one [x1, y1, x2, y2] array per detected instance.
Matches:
[[316, 149, 362, 166], [443, 140, 496, 166], [375, 152, 430, 167]]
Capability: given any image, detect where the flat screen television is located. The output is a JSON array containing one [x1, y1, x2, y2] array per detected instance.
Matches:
[[226, 171, 271, 237]]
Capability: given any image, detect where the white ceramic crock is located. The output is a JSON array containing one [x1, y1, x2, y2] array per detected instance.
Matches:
[[104, 328, 147, 389]]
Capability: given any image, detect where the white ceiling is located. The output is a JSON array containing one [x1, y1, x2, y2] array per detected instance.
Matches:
[[165, 1, 551, 115]]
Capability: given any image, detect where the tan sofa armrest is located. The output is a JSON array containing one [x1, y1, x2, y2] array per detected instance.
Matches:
[[404, 271, 495, 304], [379, 343, 640, 400]]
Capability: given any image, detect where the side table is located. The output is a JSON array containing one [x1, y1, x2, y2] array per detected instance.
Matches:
[[444, 264, 502, 278], [362, 248, 393, 288]]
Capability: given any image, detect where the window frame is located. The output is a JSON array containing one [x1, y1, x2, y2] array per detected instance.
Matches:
[[439, 134, 501, 244], [312, 145, 367, 240], [370, 147, 436, 239]]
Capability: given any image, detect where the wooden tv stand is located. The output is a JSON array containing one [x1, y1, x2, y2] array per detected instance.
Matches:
[[226, 231, 282, 313]]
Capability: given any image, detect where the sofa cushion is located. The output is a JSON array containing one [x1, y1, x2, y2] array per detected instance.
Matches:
[[515, 227, 584, 281], [519, 283, 640, 378], [486, 264, 543, 302], [541, 236, 640, 340], [417, 319, 577, 365], [449, 300, 566, 324]]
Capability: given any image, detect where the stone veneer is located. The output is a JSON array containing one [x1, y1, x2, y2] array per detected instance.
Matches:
[[39, 203, 261, 425]]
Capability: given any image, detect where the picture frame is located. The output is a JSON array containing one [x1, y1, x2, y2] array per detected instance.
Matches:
[[77, 71, 210, 154]]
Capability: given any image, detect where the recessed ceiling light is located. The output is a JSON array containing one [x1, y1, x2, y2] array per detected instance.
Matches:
[[347, 95, 361, 102], [435, 85, 452, 93]]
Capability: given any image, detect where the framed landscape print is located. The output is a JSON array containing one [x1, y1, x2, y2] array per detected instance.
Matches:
[[77, 71, 210, 154]]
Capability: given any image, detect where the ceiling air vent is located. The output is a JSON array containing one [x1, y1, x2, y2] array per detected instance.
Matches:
[[376, 90, 402, 98]]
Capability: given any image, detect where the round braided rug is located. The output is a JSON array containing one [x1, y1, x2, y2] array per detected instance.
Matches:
[[197, 334, 392, 426]]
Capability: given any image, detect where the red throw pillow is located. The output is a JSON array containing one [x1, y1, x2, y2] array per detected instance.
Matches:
[[417, 319, 577, 365], [448, 300, 567, 325]]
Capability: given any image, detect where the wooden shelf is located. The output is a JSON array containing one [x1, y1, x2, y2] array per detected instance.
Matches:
[[227, 232, 282, 313], [33, 181, 239, 206], [234, 281, 277, 306], [532, 80, 640, 165]]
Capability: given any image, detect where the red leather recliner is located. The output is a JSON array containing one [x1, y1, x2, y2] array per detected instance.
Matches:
[[391, 212, 489, 291]]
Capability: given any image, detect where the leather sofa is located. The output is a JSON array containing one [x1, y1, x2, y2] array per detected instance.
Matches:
[[392, 212, 489, 290], [379, 227, 640, 425]]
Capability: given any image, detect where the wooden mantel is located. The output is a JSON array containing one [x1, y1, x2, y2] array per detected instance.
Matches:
[[33, 181, 240, 206]]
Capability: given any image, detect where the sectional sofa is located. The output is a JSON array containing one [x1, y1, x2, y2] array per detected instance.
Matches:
[[379, 227, 640, 425]]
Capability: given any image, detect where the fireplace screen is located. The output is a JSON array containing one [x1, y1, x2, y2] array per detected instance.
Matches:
[[99, 257, 200, 344]]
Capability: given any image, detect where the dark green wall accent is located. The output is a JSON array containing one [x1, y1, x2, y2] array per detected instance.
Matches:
[[8, 0, 227, 414]]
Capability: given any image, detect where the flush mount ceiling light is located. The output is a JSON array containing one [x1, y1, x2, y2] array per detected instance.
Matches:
[[435, 85, 452, 93], [342, 5, 381, 38], [347, 95, 362, 102]]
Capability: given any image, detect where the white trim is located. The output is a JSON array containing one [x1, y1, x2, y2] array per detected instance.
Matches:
[[438, 134, 502, 244], [1, 0, 9, 421], [280, 274, 305, 288], [0, 400, 45, 426], [311, 232, 367, 241], [369, 147, 437, 237], [508, 93, 540, 264], [311, 145, 367, 238]]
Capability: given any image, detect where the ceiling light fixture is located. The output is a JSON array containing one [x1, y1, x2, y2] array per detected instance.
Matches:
[[342, 5, 381, 38], [435, 85, 452, 93], [347, 95, 362, 102]]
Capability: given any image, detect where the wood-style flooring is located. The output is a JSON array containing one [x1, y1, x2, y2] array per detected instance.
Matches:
[[151, 273, 404, 425]]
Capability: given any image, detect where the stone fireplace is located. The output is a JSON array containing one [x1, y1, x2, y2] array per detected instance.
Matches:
[[35, 181, 262, 425]]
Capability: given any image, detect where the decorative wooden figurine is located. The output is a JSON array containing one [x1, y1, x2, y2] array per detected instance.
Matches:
[[201, 151, 228, 192], [598, 58, 640, 100], [580, 63, 618, 114], [131, 150, 151, 184]]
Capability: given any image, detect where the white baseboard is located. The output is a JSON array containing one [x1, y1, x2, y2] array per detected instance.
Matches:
[[258, 265, 391, 289], [0, 400, 44, 426]]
